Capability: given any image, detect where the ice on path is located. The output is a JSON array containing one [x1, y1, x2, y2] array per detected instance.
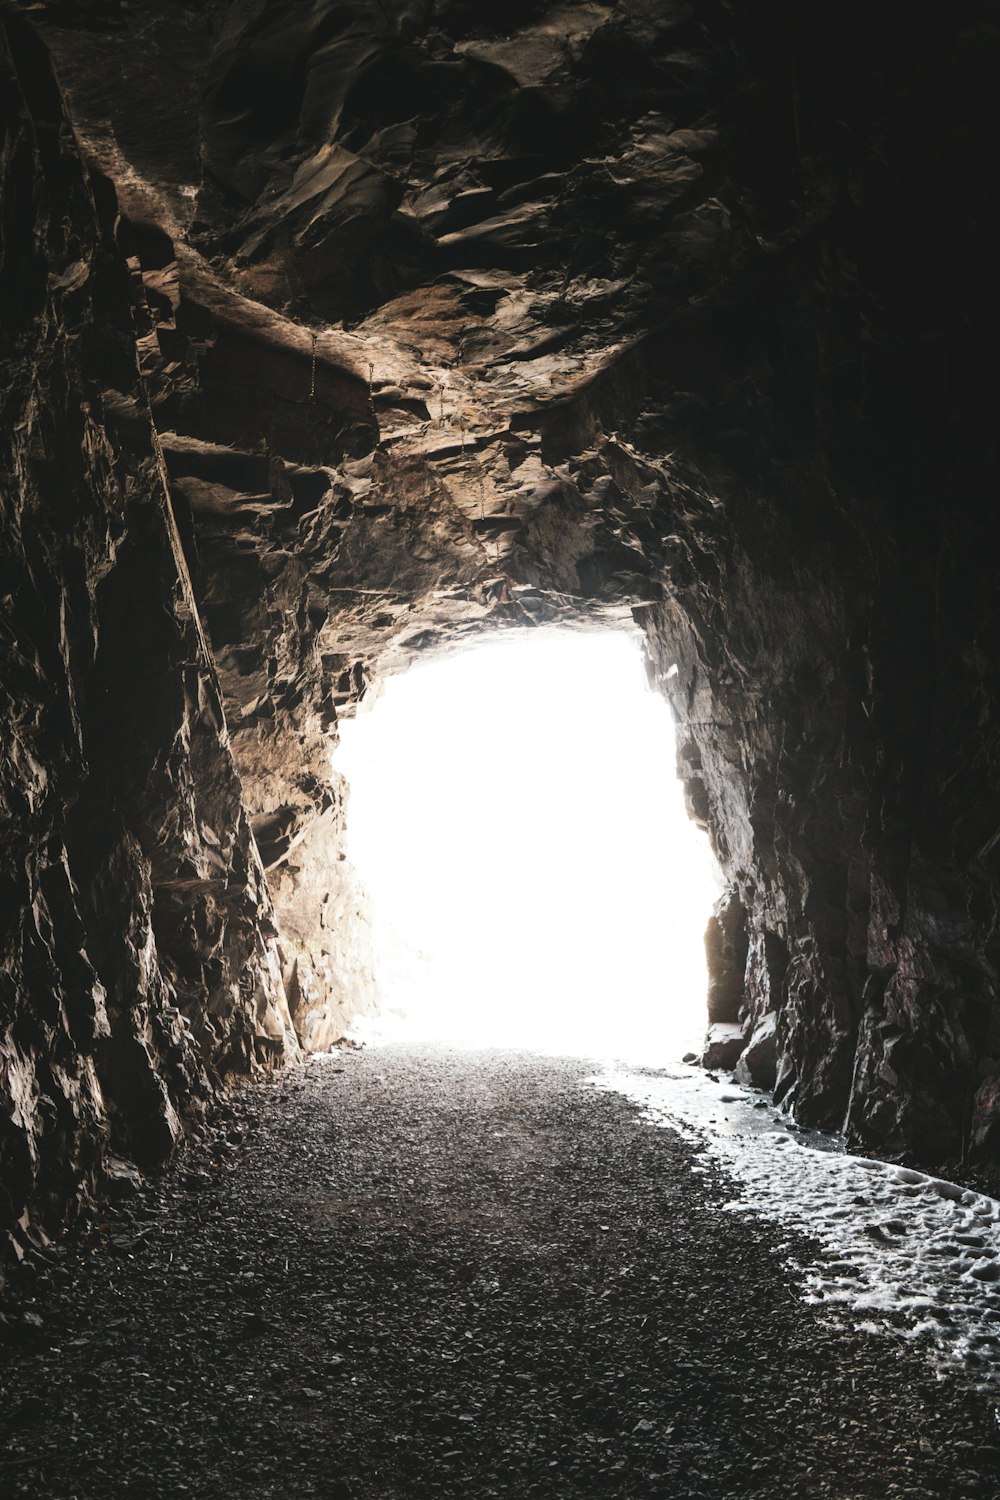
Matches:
[[592, 1063, 1000, 1398]]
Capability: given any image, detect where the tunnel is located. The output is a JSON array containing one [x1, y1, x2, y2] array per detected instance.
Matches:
[[1, 1, 1000, 1493]]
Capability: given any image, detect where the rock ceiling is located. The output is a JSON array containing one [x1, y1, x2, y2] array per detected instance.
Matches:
[[44, 0, 710, 669]]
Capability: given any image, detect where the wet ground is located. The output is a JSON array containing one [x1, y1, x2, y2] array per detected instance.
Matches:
[[598, 1062, 1000, 1394], [1, 1046, 999, 1498]]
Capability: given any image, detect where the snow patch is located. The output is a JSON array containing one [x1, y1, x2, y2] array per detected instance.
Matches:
[[591, 1063, 1000, 1399]]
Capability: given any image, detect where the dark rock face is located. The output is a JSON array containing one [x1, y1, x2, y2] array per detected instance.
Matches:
[[2, 0, 999, 1249], [0, 14, 296, 1259], [638, 5, 1000, 1176]]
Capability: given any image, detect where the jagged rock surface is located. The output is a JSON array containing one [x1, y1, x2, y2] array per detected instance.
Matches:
[[0, 14, 298, 1260], [7, 0, 1000, 1213]]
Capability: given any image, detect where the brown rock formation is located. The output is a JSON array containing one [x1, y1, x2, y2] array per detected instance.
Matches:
[[2, 0, 999, 1256], [0, 13, 297, 1260]]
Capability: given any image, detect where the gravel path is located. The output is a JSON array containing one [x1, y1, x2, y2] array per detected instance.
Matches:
[[2, 1046, 999, 1498]]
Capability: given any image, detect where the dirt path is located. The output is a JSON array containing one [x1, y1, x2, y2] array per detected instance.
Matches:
[[2, 1047, 999, 1498]]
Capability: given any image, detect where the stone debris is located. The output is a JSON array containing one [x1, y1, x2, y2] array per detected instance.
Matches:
[[1, 1047, 999, 1498]]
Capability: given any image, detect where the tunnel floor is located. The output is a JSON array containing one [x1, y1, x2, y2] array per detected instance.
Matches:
[[1, 1048, 998, 1499]]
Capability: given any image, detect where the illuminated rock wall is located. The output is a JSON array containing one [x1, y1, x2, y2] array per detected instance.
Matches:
[[0, 14, 297, 1259]]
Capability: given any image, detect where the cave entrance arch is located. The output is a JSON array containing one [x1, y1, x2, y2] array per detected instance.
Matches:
[[335, 629, 721, 1061]]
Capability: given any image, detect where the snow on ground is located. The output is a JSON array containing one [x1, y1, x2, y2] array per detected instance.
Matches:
[[592, 1062, 1000, 1403], [355, 995, 1000, 1410]]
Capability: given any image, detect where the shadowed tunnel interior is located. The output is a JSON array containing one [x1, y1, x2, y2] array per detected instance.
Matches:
[[1, 0, 1000, 1457]]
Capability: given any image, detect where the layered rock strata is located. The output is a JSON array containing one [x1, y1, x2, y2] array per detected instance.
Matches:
[[0, 13, 297, 1260]]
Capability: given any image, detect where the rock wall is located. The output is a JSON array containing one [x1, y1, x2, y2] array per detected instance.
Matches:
[[636, 4, 1000, 1181], [0, 13, 297, 1261], [6, 0, 1000, 1214]]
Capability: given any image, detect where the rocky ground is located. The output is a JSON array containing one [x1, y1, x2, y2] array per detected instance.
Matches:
[[1, 1046, 999, 1499]]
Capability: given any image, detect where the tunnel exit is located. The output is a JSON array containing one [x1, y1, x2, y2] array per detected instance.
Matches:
[[334, 630, 721, 1062]]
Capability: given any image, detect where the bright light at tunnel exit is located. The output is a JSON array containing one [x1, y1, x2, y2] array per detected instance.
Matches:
[[334, 630, 722, 1063]]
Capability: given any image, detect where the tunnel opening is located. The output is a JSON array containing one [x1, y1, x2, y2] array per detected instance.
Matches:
[[334, 629, 721, 1061]]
